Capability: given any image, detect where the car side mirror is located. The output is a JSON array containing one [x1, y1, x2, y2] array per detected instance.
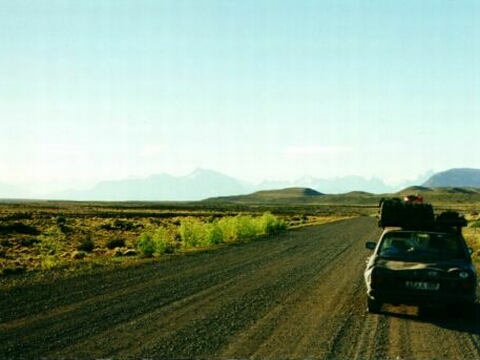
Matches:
[[468, 247, 474, 255], [365, 241, 376, 250]]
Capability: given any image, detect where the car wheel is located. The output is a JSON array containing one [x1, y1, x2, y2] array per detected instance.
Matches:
[[367, 297, 382, 313]]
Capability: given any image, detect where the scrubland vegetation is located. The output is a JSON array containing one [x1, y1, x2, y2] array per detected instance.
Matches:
[[135, 212, 287, 257], [0, 201, 342, 277], [1, 191, 480, 278], [464, 214, 480, 268]]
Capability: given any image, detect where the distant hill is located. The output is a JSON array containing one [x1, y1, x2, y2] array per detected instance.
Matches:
[[423, 168, 480, 187], [205, 187, 324, 204], [344, 191, 375, 196], [254, 187, 324, 197], [396, 185, 480, 196], [205, 187, 390, 206], [395, 186, 433, 196], [391, 185, 480, 207], [259, 175, 402, 195]]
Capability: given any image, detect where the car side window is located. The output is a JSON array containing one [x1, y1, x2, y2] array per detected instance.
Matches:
[[379, 235, 411, 257], [433, 234, 466, 259]]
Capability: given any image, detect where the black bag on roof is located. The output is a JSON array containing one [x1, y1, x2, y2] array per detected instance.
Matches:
[[378, 197, 434, 229], [435, 211, 467, 230]]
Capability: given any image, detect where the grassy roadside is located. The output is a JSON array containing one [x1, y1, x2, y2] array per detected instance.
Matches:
[[0, 200, 357, 280], [1, 197, 479, 282], [463, 215, 480, 272]]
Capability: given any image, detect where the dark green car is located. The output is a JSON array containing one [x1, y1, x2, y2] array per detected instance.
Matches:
[[364, 228, 477, 315]]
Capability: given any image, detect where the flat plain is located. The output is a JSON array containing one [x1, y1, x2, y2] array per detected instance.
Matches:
[[1, 190, 480, 359]]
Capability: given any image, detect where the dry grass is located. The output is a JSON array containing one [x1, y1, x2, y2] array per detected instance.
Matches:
[[463, 214, 480, 270], [1, 195, 479, 277], [0, 201, 351, 276]]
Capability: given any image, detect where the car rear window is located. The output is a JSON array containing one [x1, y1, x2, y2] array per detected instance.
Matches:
[[378, 231, 467, 261]]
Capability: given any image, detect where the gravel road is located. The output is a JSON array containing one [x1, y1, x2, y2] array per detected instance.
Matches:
[[1, 217, 480, 359]]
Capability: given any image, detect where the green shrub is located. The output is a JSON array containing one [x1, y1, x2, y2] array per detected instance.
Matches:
[[233, 215, 258, 242], [55, 215, 72, 234], [19, 238, 40, 247], [136, 233, 156, 257], [39, 256, 61, 271], [106, 237, 126, 249], [35, 226, 67, 271], [259, 212, 287, 235], [179, 217, 208, 248], [100, 219, 142, 231], [136, 212, 287, 255], [113, 218, 138, 231], [470, 220, 480, 228], [216, 214, 282, 244], [56, 215, 67, 226], [217, 216, 237, 243], [37, 226, 66, 255], [77, 236, 95, 252], [3, 212, 33, 221], [136, 227, 178, 257], [0, 239, 12, 247], [0, 222, 40, 235], [152, 227, 178, 254], [206, 221, 223, 245]]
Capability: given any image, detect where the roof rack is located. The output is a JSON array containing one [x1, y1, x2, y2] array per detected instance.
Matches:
[[378, 196, 466, 233]]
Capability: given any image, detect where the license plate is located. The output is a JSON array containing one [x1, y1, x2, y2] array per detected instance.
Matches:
[[405, 281, 440, 291]]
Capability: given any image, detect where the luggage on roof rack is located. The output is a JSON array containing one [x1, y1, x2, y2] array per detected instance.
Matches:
[[435, 211, 467, 232], [378, 197, 434, 230]]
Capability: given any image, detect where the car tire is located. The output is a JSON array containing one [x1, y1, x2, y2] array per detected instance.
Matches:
[[367, 297, 382, 314]]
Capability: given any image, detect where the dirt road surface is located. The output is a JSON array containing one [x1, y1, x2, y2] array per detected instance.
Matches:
[[1, 217, 480, 359]]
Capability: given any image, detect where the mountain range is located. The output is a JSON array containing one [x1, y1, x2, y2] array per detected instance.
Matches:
[[1, 168, 479, 201], [41, 169, 429, 201], [422, 168, 480, 188]]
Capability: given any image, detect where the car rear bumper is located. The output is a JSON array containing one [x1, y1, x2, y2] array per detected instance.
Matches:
[[368, 289, 476, 307]]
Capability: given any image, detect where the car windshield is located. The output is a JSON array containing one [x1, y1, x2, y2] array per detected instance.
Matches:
[[378, 231, 467, 262]]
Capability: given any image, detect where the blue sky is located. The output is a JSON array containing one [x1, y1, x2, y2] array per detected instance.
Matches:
[[1, 1, 479, 193]]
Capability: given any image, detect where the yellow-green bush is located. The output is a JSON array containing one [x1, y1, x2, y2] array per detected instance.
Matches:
[[36, 226, 66, 256], [259, 212, 287, 235], [136, 227, 178, 257], [136, 233, 156, 257], [152, 227, 178, 254], [180, 212, 287, 248], [36, 226, 67, 270], [179, 217, 208, 248], [136, 212, 287, 255], [206, 221, 223, 245]]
